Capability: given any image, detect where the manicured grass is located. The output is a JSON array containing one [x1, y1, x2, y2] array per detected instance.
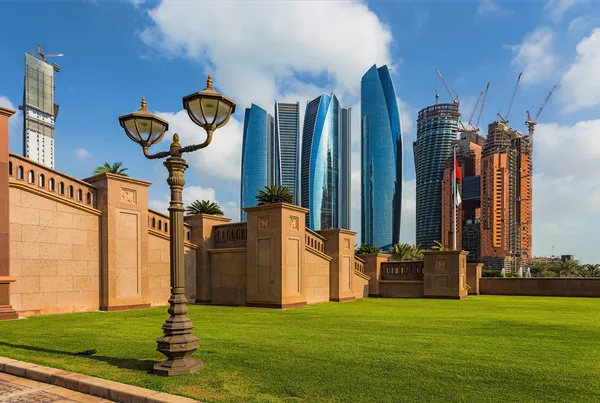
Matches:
[[1, 297, 599, 402]]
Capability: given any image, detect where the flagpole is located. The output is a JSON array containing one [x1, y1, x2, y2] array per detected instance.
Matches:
[[453, 145, 457, 250]]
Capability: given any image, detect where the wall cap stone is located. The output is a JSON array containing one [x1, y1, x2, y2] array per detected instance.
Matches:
[[0, 107, 16, 117], [150, 209, 192, 229], [9, 182, 102, 216], [356, 253, 391, 258], [244, 202, 308, 214], [84, 172, 152, 187], [306, 246, 333, 261], [354, 270, 371, 281], [10, 153, 99, 190], [423, 250, 469, 256], [148, 228, 197, 249], [316, 228, 357, 236], [184, 214, 232, 223]]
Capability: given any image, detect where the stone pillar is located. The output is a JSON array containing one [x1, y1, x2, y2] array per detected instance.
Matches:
[[318, 229, 357, 302], [466, 263, 483, 295], [85, 173, 152, 311], [423, 250, 469, 300], [184, 214, 231, 303], [357, 253, 390, 297], [245, 203, 308, 309], [0, 107, 17, 320]]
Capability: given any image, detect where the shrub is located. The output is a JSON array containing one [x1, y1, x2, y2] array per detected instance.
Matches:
[[482, 269, 503, 277], [355, 244, 381, 255]]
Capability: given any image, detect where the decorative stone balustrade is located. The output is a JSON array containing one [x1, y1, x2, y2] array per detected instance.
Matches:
[[148, 209, 192, 244], [305, 228, 325, 253], [355, 256, 365, 274], [8, 153, 97, 209], [380, 260, 424, 281], [213, 222, 247, 249]]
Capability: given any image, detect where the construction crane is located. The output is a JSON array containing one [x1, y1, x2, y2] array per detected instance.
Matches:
[[474, 82, 490, 130], [436, 69, 459, 104], [498, 72, 522, 124], [525, 84, 557, 174], [467, 91, 483, 131], [36, 45, 63, 72]]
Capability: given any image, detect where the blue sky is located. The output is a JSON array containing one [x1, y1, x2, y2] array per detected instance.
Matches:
[[1, 0, 600, 262]]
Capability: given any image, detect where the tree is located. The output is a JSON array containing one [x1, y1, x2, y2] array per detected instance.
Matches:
[[549, 259, 581, 277], [431, 240, 455, 252], [526, 261, 550, 277], [185, 200, 224, 216], [94, 162, 129, 177], [355, 244, 381, 255], [256, 185, 294, 205], [389, 243, 423, 261], [585, 264, 600, 277]]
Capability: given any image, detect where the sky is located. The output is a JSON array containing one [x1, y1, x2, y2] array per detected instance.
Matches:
[[1, 0, 600, 263]]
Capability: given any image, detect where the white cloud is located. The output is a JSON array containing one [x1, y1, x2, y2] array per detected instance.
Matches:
[[510, 27, 557, 84], [544, 0, 576, 21], [140, 0, 393, 110], [400, 179, 416, 244], [477, 0, 503, 16], [155, 110, 243, 182], [75, 148, 91, 161], [559, 28, 600, 112], [567, 17, 587, 34], [149, 185, 240, 221], [531, 120, 600, 262], [129, 0, 145, 6]]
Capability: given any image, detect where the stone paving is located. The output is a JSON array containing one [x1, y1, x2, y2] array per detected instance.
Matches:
[[0, 372, 114, 402]]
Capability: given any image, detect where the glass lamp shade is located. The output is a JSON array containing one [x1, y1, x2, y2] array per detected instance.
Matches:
[[118, 99, 169, 146], [183, 77, 236, 131]]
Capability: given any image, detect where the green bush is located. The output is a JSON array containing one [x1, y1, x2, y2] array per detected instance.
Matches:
[[482, 269, 503, 277], [355, 243, 381, 255]]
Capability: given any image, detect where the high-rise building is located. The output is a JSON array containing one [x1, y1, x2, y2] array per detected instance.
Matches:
[[360, 64, 402, 250], [441, 132, 484, 262], [414, 102, 459, 250], [339, 107, 351, 230], [301, 93, 350, 231], [480, 121, 532, 273], [22, 53, 59, 168], [274, 102, 301, 202], [240, 104, 275, 221]]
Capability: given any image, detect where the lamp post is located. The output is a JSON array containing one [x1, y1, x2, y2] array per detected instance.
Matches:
[[118, 75, 236, 376]]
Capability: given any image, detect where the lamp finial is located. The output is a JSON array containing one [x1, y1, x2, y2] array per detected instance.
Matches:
[[171, 133, 180, 148], [207, 74, 213, 89], [141, 96, 147, 109]]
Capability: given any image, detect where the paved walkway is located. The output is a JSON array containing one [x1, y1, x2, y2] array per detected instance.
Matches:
[[0, 371, 114, 402]]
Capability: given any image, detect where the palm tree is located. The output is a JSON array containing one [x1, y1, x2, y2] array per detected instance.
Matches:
[[94, 162, 129, 177], [256, 185, 294, 205], [355, 243, 381, 255], [584, 263, 600, 277], [431, 240, 455, 252], [526, 261, 550, 277], [550, 259, 581, 277], [389, 243, 423, 261], [185, 200, 224, 216]]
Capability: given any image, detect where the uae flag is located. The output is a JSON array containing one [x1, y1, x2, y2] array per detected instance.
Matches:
[[454, 156, 462, 206]]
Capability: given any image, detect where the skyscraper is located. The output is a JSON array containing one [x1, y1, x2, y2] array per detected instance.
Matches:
[[240, 104, 275, 221], [414, 102, 459, 249], [22, 53, 59, 168], [339, 107, 351, 230], [361, 64, 402, 250], [301, 93, 350, 231], [480, 121, 531, 273], [275, 102, 301, 202]]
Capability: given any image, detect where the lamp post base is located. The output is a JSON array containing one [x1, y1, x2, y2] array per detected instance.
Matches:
[[153, 357, 203, 376]]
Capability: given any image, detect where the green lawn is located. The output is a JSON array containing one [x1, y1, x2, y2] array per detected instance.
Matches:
[[1, 297, 599, 402]]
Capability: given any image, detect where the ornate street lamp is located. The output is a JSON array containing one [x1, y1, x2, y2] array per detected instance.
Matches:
[[118, 75, 236, 376]]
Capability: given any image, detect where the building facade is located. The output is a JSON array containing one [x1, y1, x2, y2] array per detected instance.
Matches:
[[240, 104, 275, 221], [340, 107, 352, 230], [414, 102, 459, 250], [301, 93, 350, 231], [480, 121, 532, 272], [360, 64, 402, 250], [22, 53, 59, 168], [274, 102, 301, 202]]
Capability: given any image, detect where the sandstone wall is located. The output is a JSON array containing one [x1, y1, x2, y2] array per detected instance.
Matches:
[[353, 271, 369, 299], [304, 248, 331, 304], [480, 278, 600, 297], [208, 248, 246, 306], [9, 187, 101, 315]]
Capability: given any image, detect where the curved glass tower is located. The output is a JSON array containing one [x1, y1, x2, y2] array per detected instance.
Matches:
[[240, 104, 274, 221], [413, 103, 459, 249], [301, 93, 350, 230], [361, 64, 403, 250]]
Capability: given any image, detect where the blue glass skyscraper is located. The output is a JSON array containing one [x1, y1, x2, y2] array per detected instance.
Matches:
[[240, 104, 274, 221], [301, 93, 351, 230], [361, 64, 403, 250], [275, 102, 301, 202]]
